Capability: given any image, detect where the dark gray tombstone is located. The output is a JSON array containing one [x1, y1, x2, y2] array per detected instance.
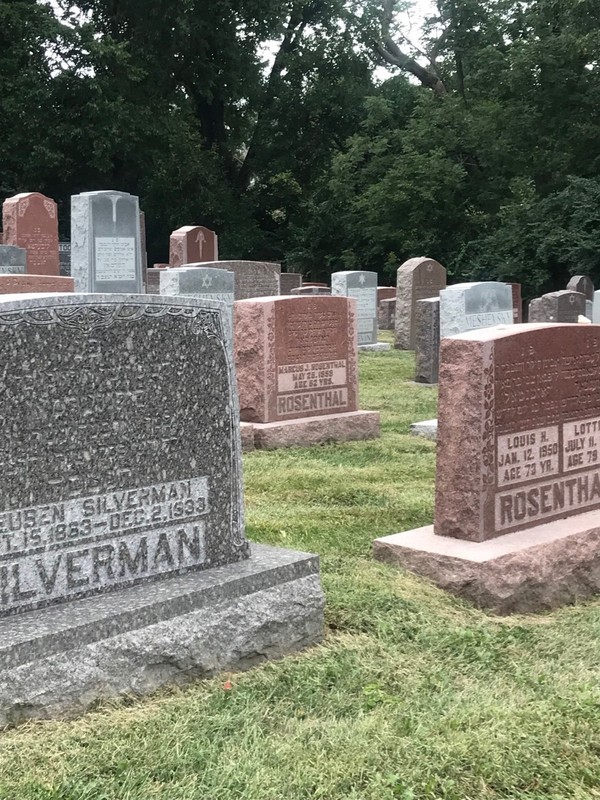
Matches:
[[566, 277, 594, 319], [566, 275, 594, 300], [439, 282, 513, 338], [71, 190, 144, 293], [0, 245, 26, 274], [415, 298, 440, 384], [378, 298, 396, 331], [202, 260, 280, 300], [528, 290, 586, 323], [279, 273, 303, 294], [331, 270, 378, 346], [0, 293, 323, 725], [58, 241, 71, 277]]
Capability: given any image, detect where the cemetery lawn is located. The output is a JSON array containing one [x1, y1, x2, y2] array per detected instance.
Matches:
[[2, 337, 600, 800]]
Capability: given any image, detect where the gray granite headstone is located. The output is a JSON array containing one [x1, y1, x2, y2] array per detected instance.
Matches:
[[203, 260, 280, 300], [331, 270, 378, 346], [439, 282, 513, 338], [0, 245, 26, 274], [415, 297, 440, 384], [528, 290, 586, 323], [279, 273, 303, 294], [567, 275, 594, 300], [566, 276, 594, 319], [377, 298, 396, 330], [0, 293, 247, 617], [58, 242, 71, 277], [71, 191, 144, 293], [0, 292, 323, 726], [395, 258, 446, 350], [160, 266, 235, 333], [593, 291, 600, 323]]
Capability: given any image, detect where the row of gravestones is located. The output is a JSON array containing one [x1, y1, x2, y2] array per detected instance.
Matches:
[[0, 191, 389, 353], [1, 194, 599, 723], [382, 257, 599, 386], [2, 282, 599, 724], [0, 287, 387, 724]]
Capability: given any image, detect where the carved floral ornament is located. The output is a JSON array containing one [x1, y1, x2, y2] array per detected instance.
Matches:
[[0, 303, 225, 340]]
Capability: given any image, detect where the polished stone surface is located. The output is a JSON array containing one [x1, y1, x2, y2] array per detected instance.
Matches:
[[71, 191, 144, 293], [436, 324, 600, 542], [203, 260, 280, 300], [528, 290, 585, 323], [0, 245, 26, 274], [169, 226, 218, 266], [439, 282, 513, 337], [414, 297, 440, 384], [279, 273, 303, 293], [159, 266, 234, 335], [0, 293, 246, 616], [235, 295, 358, 423], [2, 193, 59, 276], [331, 270, 378, 345]]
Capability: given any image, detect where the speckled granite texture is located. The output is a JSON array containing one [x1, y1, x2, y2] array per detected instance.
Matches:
[[0, 293, 247, 617], [0, 544, 324, 726]]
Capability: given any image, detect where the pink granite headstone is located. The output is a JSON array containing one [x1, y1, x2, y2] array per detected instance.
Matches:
[[507, 283, 522, 323], [235, 296, 358, 424], [0, 275, 74, 294], [377, 287, 396, 304], [2, 192, 59, 275], [436, 324, 600, 542], [169, 225, 218, 266]]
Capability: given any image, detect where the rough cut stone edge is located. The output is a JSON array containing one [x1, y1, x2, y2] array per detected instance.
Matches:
[[410, 419, 438, 440], [250, 410, 380, 449], [240, 422, 255, 452], [358, 343, 391, 352], [0, 544, 324, 727], [373, 513, 600, 614]]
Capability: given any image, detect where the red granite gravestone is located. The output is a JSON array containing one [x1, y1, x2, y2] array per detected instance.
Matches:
[[234, 296, 380, 448], [0, 275, 74, 294], [377, 287, 396, 304], [2, 193, 59, 276], [374, 323, 600, 613], [169, 225, 218, 266]]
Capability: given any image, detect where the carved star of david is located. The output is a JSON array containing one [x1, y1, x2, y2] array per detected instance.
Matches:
[[202, 274, 213, 288], [358, 274, 366, 285]]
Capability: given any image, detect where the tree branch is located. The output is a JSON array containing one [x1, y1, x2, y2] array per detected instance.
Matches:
[[376, 0, 447, 96]]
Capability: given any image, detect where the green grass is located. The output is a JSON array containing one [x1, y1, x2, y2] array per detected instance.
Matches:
[[2, 343, 600, 800]]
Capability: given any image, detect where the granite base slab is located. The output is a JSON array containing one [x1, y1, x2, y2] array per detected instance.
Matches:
[[410, 419, 438, 440], [0, 544, 323, 727], [373, 512, 600, 614], [248, 410, 380, 450], [240, 422, 255, 452], [358, 343, 391, 352]]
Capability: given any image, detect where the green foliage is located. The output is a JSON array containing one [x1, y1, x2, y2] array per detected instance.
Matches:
[[1, 0, 600, 291]]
